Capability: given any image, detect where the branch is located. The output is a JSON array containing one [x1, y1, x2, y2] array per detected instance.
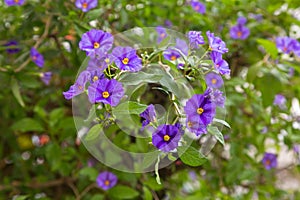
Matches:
[[14, 15, 52, 73]]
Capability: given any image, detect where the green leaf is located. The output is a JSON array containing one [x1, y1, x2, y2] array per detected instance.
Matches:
[[143, 186, 153, 200], [84, 124, 102, 141], [11, 118, 44, 132], [79, 167, 99, 181], [213, 118, 231, 129], [108, 185, 139, 199], [90, 194, 104, 200], [14, 195, 29, 200], [208, 126, 225, 146], [112, 101, 148, 115], [11, 77, 25, 107], [256, 38, 278, 59], [118, 71, 163, 85], [177, 146, 207, 167]]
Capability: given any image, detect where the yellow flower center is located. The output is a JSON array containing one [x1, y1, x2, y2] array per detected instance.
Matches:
[[102, 91, 110, 98], [265, 159, 271, 166], [105, 58, 110, 63], [93, 76, 99, 82], [187, 121, 193, 127], [163, 135, 170, 142], [78, 85, 83, 90], [160, 33, 166, 38], [237, 31, 242, 38], [82, 2, 88, 9], [94, 42, 100, 49], [14, 0, 19, 3], [171, 55, 177, 61], [104, 180, 110, 186], [211, 78, 217, 84], [122, 57, 129, 64], [32, 56, 37, 61], [208, 46, 213, 51], [195, 5, 200, 11], [197, 107, 204, 115]]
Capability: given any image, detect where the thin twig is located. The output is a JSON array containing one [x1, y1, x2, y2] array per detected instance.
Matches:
[[67, 181, 80, 199], [14, 15, 53, 73], [78, 183, 97, 200]]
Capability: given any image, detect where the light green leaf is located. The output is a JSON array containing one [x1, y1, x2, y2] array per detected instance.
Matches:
[[11, 118, 44, 132], [11, 77, 25, 107], [108, 185, 139, 199], [143, 186, 153, 200], [90, 194, 104, 200], [256, 38, 278, 59], [118, 71, 163, 85], [14, 195, 29, 200], [213, 118, 231, 129], [79, 167, 99, 182], [84, 124, 102, 141], [177, 146, 207, 167], [112, 101, 148, 115], [208, 126, 225, 146]]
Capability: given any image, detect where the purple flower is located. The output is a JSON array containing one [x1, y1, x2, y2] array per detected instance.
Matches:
[[208, 89, 225, 108], [75, 0, 98, 12], [205, 73, 223, 88], [30, 47, 44, 68], [275, 37, 295, 54], [4, 0, 25, 6], [88, 78, 124, 106], [40, 72, 52, 85], [96, 171, 118, 190], [156, 26, 168, 43], [111, 46, 142, 72], [5, 40, 20, 54], [140, 104, 156, 129], [210, 51, 230, 75], [293, 144, 300, 154], [63, 70, 90, 100], [262, 152, 277, 170], [152, 124, 181, 152], [164, 20, 173, 28], [79, 29, 113, 58], [184, 93, 216, 136], [289, 67, 295, 77], [163, 38, 188, 61], [207, 31, 228, 54], [273, 94, 286, 109], [292, 40, 300, 57], [237, 16, 247, 25], [86, 57, 107, 82], [190, 0, 206, 14], [230, 22, 250, 40], [188, 31, 205, 49], [261, 126, 268, 134]]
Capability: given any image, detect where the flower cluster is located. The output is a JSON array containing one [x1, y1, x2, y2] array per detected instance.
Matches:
[[276, 36, 300, 57], [230, 16, 250, 40], [64, 29, 144, 107]]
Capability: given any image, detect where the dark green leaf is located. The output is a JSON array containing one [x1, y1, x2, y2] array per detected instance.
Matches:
[[108, 185, 139, 199], [11, 118, 44, 132], [11, 77, 25, 107], [112, 101, 148, 115]]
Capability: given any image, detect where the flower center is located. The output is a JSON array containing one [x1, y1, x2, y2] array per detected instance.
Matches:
[[237, 31, 242, 38], [195, 5, 200, 11], [171, 55, 177, 61], [187, 121, 193, 127], [208, 46, 213, 51], [211, 78, 217, 84], [78, 85, 83, 90], [32, 56, 37, 61], [197, 107, 204, 115], [160, 33, 166, 38], [93, 76, 99, 82], [265, 159, 271, 166], [14, 0, 19, 3], [94, 42, 100, 49], [283, 47, 288, 52], [104, 180, 110, 186], [215, 64, 220, 68], [105, 58, 110, 63], [82, 2, 88, 9], [102, 91, 110, 98], [122, 57, 129, 64], [163, 135, 170, 142]]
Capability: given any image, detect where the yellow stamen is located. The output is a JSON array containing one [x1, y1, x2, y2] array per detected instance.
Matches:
[[265, 159, 271, 165], [187, 121, 193, 127], [197, 107, 204, 115], [93, 76, 98, 82], [160, 33, 166, 38], [237, 31, 242, 38], [211, 78, 217, 84], [102, 91, 110, 98], [78, 85, 83, 90], [32, 56, 37, 61], [82, 2, 88, 9], [94, 42, 100, 49], [171, 55, 177, 61], [122, 57, 129, 65], [163, 135, 170, 142], [104, 180, 110, 186]]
